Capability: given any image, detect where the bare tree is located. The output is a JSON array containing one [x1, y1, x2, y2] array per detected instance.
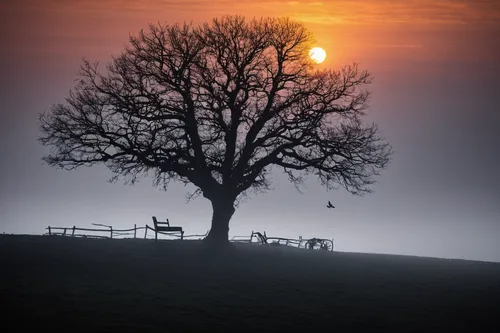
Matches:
[[39, 16, 392, 245]]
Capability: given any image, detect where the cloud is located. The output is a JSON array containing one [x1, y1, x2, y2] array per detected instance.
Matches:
[[3, 0, 499, 30], [374, 44, 423, 49], [281, 0, 500, 26]]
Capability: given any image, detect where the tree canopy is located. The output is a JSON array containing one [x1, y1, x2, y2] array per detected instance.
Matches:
[[39, 16, 392, 243]]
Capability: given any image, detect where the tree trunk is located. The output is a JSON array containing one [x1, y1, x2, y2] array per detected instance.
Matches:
[[204, 197, 236, 245]]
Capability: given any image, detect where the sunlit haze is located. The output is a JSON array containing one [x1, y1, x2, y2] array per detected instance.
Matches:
[[1, 0, 499, 262]]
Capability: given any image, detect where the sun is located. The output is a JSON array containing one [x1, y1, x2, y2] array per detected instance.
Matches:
[[309, 47, 326, 64]]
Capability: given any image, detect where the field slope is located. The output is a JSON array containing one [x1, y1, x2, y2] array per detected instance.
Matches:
[[1, 235, 499, 332]]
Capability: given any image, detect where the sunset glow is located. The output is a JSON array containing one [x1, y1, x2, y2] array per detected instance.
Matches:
[[1, 0, 500, 263]]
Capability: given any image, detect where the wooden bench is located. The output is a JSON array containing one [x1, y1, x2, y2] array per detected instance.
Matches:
[[152, 216, 184, 241]]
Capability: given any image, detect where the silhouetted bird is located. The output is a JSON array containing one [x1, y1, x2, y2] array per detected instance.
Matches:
[[327, 201, 335, 209]]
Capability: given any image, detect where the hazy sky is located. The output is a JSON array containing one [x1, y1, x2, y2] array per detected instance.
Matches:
[[1, 0, 499, 262]]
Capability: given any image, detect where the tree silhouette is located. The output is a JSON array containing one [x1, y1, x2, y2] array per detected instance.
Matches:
[[39, 16, 392, 244]]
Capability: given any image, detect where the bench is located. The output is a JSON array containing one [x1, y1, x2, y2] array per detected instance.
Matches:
[[152, 216, 184, 241]]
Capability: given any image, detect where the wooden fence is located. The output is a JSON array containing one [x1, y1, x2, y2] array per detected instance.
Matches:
[[46, 225, 208, 240], [45, 225, 333, 251], [242, 231, 334, 251]]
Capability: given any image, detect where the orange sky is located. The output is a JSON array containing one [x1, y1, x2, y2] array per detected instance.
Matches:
[[2, 0, 499, 73]]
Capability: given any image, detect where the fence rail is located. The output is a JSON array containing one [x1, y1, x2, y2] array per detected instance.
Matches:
[[45, 224, 210, 241], [245, 231, 334, 251], [45, 225, 334, 251]]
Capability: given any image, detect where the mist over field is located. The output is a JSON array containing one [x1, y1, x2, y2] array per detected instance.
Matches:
[[1, 1, 499, 261]]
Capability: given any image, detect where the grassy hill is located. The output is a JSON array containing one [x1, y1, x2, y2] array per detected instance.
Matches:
[[1, 235, 499, 332]]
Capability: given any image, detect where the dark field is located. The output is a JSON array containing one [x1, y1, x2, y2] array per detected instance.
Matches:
[[1, 235, 499, 332]]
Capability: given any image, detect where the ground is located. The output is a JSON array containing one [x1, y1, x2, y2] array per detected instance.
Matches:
[[1, 235, 499, 332]]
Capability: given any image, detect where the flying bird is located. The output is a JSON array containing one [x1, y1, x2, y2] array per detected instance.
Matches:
[[327, 201, 335, 209]]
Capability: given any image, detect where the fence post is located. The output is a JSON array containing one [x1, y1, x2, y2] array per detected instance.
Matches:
[[63, 228, 67, 236], [110, 226, 113, 239], [48, 226, 51, 236], [249, 231, 253, 243], [144, 225, 148, 239], [134, 224, 137, 239], [72, 226, 76, 236]]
